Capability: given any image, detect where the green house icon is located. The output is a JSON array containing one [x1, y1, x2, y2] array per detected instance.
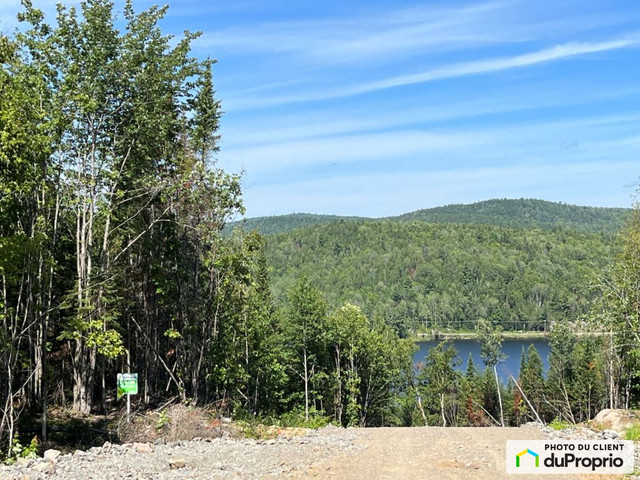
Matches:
[[516, 449, 539, 467]]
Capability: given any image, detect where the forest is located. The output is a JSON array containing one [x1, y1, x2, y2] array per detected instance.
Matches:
[[232, 198, 629, 236], [1, 0, 640, 463], [265, 220, 619, 336]]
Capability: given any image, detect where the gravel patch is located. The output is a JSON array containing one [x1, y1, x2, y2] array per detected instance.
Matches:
[[0, 426, 361, 480]]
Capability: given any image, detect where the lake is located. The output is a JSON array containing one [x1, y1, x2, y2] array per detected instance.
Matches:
[[414, 337, 550, 384]]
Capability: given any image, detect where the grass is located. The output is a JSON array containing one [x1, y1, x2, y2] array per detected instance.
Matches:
[[624, 423, 640, 441]]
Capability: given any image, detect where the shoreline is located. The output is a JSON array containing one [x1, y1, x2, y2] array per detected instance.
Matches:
[[413, 331, 548, 342]]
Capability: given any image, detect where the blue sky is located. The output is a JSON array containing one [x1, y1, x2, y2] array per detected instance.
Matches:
[[2, 0, 640, 217]]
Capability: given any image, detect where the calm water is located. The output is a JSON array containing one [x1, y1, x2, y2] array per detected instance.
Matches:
[[414, 338, 550, 384]]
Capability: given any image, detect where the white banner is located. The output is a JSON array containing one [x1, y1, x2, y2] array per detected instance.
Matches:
[[506, 440, 634, 474]]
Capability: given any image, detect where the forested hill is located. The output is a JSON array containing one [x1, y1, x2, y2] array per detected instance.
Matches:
[[231, 199, 630, 236], [228, 213, 368, 235], [395, 199, 630, 233], [265, 220, 618, 336]]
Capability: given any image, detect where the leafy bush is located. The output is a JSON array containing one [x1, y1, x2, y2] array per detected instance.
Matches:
[[276, 407, 333, 429], [4, 435, 39, 465], [549, 418, 572, 430]]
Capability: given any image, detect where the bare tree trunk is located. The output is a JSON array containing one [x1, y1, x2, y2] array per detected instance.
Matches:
[[303, 347, 309, 422], [494, 365, 505, 427], [334, 346, 342, 424]]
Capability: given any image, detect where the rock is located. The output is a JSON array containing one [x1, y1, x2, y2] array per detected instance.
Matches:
[[15, 457, 34, 468], [73, 449, 86, 457], [133, 442, 153, 454], [593, 409, 635, 433], [168, 458, 186, 469], [43, 449, 62, 461], [601, 429, 620, 440], [20, 474, 31, 480], [33, 461, 55, 474]]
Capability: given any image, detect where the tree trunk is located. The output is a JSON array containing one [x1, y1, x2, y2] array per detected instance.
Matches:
[[303, 347, 309, 422], [334, 346, 342, 424], [493, 365, 504, 427]]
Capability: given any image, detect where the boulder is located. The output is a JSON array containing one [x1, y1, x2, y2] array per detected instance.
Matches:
[[593, 409, 635, 433]]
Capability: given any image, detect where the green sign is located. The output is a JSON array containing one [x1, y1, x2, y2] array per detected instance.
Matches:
[[117, 373, 138, 400]]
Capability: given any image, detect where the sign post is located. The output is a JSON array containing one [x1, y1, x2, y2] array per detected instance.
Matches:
[[117, 373, 138, 423]]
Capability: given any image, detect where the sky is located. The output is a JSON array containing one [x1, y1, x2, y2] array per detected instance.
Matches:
[[1, 0, 640, 218]]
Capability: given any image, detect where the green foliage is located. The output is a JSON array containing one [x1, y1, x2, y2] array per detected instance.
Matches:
[[396, 199, 629, 234], [228, 213, 368, 236], [275, 406, 333, 429], [476, 319, 506, 367], [155, 409, 169, 431], [416, 342, 461, 426], [549, 418, 573, 431], [589, 202, 640, 408], [232, 199, 629, 236], [4, 435, 38, 464]]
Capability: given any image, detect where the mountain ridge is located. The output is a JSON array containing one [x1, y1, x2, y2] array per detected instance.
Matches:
[[229, 198, 631, 236]]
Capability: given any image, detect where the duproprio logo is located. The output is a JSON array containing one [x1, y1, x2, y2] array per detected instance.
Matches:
[[507, 440, 634, 474], [516, 448, 539, 468]]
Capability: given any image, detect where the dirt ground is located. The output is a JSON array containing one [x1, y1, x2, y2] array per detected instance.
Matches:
[[299, 426, 622, 480]]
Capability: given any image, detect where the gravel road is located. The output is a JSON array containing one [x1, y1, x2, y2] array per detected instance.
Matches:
[[1, 425, 633, 480]]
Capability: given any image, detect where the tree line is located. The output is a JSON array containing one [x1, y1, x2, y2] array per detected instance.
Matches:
[[0, 0, 415, 458], [232, 199, 629, 237]]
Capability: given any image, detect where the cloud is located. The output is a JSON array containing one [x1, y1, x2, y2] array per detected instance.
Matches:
[[195, 1, 508, 62], [222, 129, 491, 174], [224, 35, 640, 110], [221, 84, 640, 149], [219, 111, 640, 178]]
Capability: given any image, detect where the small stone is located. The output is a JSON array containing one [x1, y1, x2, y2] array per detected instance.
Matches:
[[102, 441, 111, 449], [602, 429, 620, 440], [168, 458, 186, 469], [20, 474, 31, 480], [133, 442, 153, 454], [73, 449, 86, 457], [33, 461, 54, 474]]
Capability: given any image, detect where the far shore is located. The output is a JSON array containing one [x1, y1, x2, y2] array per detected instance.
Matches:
[[413, 331, 548, 341]]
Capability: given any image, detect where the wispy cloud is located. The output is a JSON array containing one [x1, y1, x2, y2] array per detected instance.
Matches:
[[222, 85, 640, 148], [225, 35, 640, 110], [220, 113, 640, 181], [195, 1, 508, 62]]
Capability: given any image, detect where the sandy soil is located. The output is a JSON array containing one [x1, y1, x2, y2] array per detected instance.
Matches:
[[300, 427, 620, 480]]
